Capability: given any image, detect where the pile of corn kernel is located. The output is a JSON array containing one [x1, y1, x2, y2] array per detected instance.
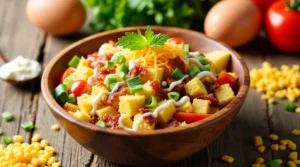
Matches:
[[0, 134, 60, 167], [250, 62, 300, 105]]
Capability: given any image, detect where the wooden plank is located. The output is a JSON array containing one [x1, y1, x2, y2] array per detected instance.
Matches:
[[208, 39, 272, 167], [35, 35, 94, 167], [263, 38, 300, 166], [0, 0, 45, 142]]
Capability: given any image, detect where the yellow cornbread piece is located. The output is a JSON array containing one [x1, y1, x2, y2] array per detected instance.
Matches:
[[215, 84, 235, 107], [156, 100, 176, 123], [96, 106, 118, 117], [135, 81, 155, 97], [141, 68, 164, 83], [73, 111, 91, 122], [77, 94, 93, 114], [176, 101, 193, 113], [205, 51, 231, 73], [133, 113, 155, 130], [72, 66, 94, 81], [184, 78, 208, 97], [192, 99, 210, 114], [119, 95, 146, 117], [64, 102, 80, 112]]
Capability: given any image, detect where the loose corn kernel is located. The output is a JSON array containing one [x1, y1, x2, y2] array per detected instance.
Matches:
[[269, 134, 279, 141], [45, 146, 56, 154], [40, 140, 48, 148], [52, 162, 61, 167], [296, 108, 300, 113], [261, 94, 270, 100], [294, 160, 300, 165], [255, 136, 263, 147], [47, 157, 56, 166], [290, 152, 298, 161], [252, 164, 260, 167], [275, 159, 283, 164], [289, 141, 297, 151], [256, 157, 264, 164], [268, 98, 275, 104], [289, 161, 297, 167], [279, 145, 286, 150], [280, 139, 290, 146], [271, 144, 279, 151], [292, 129, 300, 136], [51, 124, 60, 131], [222, 155, 234, 163], [13, 135, 23, 143], [257, 146, 266, 153], [31, 134, 41, 142], [260, 165, 266, 167]]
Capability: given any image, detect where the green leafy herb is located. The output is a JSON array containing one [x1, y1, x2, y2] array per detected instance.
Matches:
[[116, 26, 168, 51]]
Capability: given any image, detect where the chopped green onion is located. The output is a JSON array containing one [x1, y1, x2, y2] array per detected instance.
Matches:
[[63, 77, 74, 89], [145, 96, 157, 108], [189, 66, 200, 77], [68, 55, 80, 68], [96, 120, 108, 128], [118, 72, 126, 80], [171, 68, 184, 80], [0, 127, 3, 135], [129, 84, 143, 93], [108, 83, 117, 91], [2, 136, 12, 145], [54, 84, 68, 104], [168, 92, 180, 101], [105, 61, 114, 69], [120, 64, 129, 74], [127, 76, 142, 87], [21, 121, 35, 131], [267, 160, 281, 167], [285, 102, 295, 112], [67, 93, 76, 103], [200, 64, 211, 71], [197, 56, 209, 64], [115, 55, 126, 64], [1, 111, 13, 121], [107, 77, 117, 86], [183, 44, 189, 55]]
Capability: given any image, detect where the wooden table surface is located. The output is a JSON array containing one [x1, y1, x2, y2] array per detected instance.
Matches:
[[1, 1, 299, 167]]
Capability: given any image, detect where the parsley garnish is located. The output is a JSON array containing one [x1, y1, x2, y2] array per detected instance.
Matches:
[[116, 26, 168, 51]]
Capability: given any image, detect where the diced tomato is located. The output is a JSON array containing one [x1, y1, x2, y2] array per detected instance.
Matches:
[[175, 113, 210, 124], [68, 80, 87, 98], [217, 72, 237, 91], [169, 37, 184, 45], [87, 54, 100, 68], [60, 67, 75, 83]]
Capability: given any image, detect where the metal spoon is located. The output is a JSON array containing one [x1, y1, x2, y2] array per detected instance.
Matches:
[[0, 49, 41, 85]]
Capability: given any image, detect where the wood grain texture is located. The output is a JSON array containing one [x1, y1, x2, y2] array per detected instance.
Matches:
[[0, 0, 45, 142], [262, 36, 300, 166], [35, 35, 94, 167]]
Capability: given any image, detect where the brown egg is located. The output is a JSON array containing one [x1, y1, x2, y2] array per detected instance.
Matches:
[[204, 0, 262, 47], [26, 0, 86, 35]]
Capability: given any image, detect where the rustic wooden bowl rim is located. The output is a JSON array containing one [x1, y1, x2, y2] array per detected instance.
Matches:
[[41, 26, 250, 136]]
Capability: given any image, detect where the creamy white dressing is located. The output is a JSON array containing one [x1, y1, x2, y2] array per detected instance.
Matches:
[[188, 58, 203, 67], [161, 81, 167, 87], [163, 75, 189, 92], [131, 96, 190, 130], [196, 71, 216, 80], [91, 60, 106, 67], [129, 59, 140, 70], [110, 52, 123, 62], [118, 115, 135, 131], [98, 43, 109, 55], [87, 67, 100, 85], [188, 51, 200, 57], [0, 56, 41, 81], [90, 81, 125, 115]]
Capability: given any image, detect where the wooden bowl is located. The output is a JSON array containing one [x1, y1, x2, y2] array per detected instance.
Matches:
[[41, 26, 249, 166]]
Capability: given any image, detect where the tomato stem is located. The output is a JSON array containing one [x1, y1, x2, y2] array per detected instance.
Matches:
[[284, 0, 300, 11]]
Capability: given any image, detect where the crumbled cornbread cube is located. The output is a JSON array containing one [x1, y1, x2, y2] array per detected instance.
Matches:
[[215, 84, 235, 107], [205, 51, 231, 73], [184, 78, 208, 97], [119, 95, 146, 117], [221, 155, 234, 163], [192, 99, 210, 114]]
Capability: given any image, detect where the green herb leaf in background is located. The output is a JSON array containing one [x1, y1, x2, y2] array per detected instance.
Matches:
[[116, 26, 168, 51]]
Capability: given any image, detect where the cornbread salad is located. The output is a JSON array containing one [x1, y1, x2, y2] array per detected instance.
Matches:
[[54, 26, 238, 131]]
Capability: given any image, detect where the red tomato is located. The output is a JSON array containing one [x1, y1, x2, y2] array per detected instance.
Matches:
[[265, 1, 300, 53], [87, 54, 100, 68], [60, 67, 75, 83], [175, 113, 210, 124], [68, 80, 87, 97], [251, 0, 278, 11], [169, 37, 184, 45], [217, 72, 237, 91]]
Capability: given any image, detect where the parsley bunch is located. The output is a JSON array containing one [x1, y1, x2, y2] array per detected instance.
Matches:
[[116, 26, 168, 51], [82, 0, 219, 32]]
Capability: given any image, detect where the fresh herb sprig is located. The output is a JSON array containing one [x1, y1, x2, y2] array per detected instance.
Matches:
[[116, 26, 168, 51]]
